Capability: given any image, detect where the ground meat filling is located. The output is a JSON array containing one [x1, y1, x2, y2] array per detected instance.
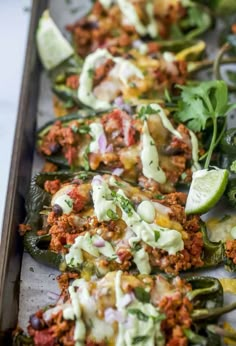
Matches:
[[66, 1, 186, 57], [39, 109, 194, 191], [225, 240, 236, 264], [28, 274, 194, 346], [38, 179, 204, 275]]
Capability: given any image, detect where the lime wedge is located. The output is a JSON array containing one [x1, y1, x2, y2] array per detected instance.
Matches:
[[36, 10, 74, 70], [185, 168, 229, 215]]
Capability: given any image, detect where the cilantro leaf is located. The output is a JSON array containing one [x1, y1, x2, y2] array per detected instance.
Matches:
[[175, 80, 236, 168], [134, 287, 151, 303]]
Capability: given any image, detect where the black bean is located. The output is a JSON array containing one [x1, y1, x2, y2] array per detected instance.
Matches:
[[30, 315, 44, 330], [52, 204, 63, 216], [49, 143, 61, 154]]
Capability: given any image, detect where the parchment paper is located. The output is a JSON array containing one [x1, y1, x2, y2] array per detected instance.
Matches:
[[18, 0, 236, 335]]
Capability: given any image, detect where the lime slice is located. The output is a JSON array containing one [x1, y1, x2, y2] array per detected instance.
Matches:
[[185, 168, 229, 215], [36, 10, 74, 70]]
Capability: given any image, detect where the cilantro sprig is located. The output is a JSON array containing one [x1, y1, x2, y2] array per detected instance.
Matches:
[[175, 80, 236, 168]]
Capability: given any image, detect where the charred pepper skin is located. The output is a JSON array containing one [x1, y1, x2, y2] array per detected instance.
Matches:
[[220, 128, 236, 207]]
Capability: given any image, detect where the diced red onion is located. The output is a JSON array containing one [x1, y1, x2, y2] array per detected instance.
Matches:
[[153, 202, 171, 215], [119, 293, 134, 308], [112, 168, 124, 176], [98, 133, 108, 154], [106, 143, 113, 152], [104, 308, 125, 323], [92, 175, 103, 185], [114, 96, 124, 107], [93, 238, 105, 248]]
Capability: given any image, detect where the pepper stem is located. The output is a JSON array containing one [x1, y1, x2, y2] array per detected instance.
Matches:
[[192, 301, 236, 321]]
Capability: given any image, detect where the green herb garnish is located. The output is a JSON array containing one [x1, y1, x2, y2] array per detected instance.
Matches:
[[134, 287, 151, 303], [154, 230, 160, 242], [138, 105, 160, 120], [107, 209, 119, 220], [65, 199, 73, 208], [128, 309, 149, 321], [78, 124, 91, 134], [175, 80, 236, 169], [132, 336, 150, 344]]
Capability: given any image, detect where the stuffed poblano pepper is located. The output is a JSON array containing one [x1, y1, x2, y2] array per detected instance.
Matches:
[[219, 128, 236, 208], [66, 0, 212, 58], [36, 105, 201, 193], [13, 271, 236, 346], [37, 10, 209, 115], [23, 171, 228, 276]]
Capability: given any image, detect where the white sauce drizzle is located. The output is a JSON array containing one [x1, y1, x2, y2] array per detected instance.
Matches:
[[141, 121, 166, 183]]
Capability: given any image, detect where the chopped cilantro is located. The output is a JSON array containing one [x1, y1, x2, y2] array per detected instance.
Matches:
[[154, 230, 160, 242], [155, 194, 165, 200], [107, 209, 119, 220], [112, 191, 134, 217], [77, 172, 89, 180], [128, 309, 149, 321], [152, 313, 166, 323], [149, 160, 153, 166], [83, 146, 90, 171], [132, 336, 150, 344], [78, 124, 91, 134], [175, 81, 236, 169], [87, 68, 94, 78], [134, 287, 151, 303], [64, 244, 72, 249], [65, 199, 73, 208], [138, 104, 160, 120]]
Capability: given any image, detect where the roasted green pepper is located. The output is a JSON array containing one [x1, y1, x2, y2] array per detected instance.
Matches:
[[219, 128, 236, 207], [36, 108, 197, 192], [23, 171, 232, 276], [13, 273, 236, 346]]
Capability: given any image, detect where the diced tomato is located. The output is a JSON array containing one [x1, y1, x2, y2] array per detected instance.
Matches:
[[44, 179, 61, 195], [34, 330, 55, 346], [103, 109, 136, 146], [68, 188, 87, 212]]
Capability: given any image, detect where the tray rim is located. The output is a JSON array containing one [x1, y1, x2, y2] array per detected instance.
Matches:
[[0, 0, 48, 335]]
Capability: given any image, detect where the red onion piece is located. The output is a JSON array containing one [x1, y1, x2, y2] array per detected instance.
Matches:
[[104, 308, 125, 323], [106, 143, 113, 152], [112, 168, 124, 176], [93, 238, 105, 248], [92, 175, 103, 185], [98, 133, 108, 154], [114, 96, 124, 107], [119, 293, 134, 308]]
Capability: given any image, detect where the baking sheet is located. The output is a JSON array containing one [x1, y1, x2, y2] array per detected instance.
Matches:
[[18, 0, 236, 336]]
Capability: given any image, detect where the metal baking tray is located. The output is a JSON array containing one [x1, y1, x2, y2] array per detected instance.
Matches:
[[0, 0, 47, 342], [0, 1, 235, 345]]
